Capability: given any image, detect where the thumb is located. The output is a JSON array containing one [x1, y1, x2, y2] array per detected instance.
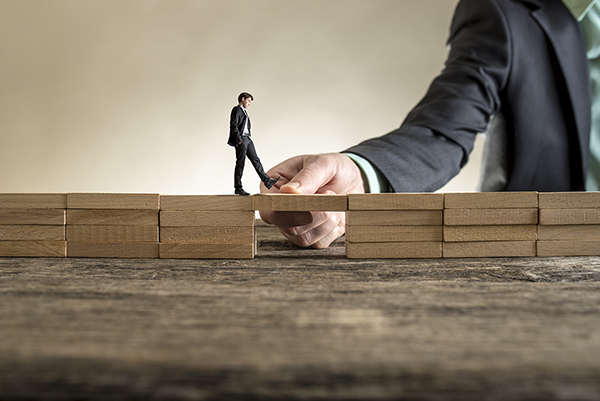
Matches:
[[279, 155, 336, 195]]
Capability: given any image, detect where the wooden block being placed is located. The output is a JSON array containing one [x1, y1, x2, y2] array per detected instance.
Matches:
[[0, 225, 65, 241], [253, 194, 347, 211], [0, 241, 66, 257], [160, 195, 253, 211], [0, 194, 66, 209], [443, 209, 538, 226], [537, 241, 600, 257], [66, 226, 159, 243], [538, 192, 600, 209], [348, 193, 443, 211], [160, 226, 254, 244], [443, 241, 536, 258], [443, 225, 537, 242], [539, 209, 600, 225], [345, 226, 443, 243], [159, 243, 255, 259], [159, 211, 255, 227], [537, 225, 600, 241], [67, 242, 158, 258], [346, 242, 442, 259], [0, 209, 65, 225], [67, 193, 159, 210], [67, 210, 158, 226], [444, 192, 538, 209], [347, 211, 443, 226]]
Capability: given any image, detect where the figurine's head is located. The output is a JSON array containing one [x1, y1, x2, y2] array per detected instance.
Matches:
[[238, 92, 254, 108]]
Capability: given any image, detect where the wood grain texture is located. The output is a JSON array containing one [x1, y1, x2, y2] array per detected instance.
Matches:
[[67, 242, 159, 258], [537, 240, 600, 256], [160, 226, 254, 244], [0, 225, 65, 241], [0, 209, 65, 225], [67, 193, 159, 210], [159, 195, 253, 211], [443, 225, 537, 242], [444, 192, 538, 209], [67, 210, 158, 226], [0, 194, 66, 209], [443, 241, 537, 258], [0, 241, 65, 257], [253, 194, 347, 211], [159, 211, 255, 227], [443, 208, 538, 226], [346, 226, 443, 243], [66, 226, 159, 243], [538, 192, 600, 209], [537, 225, 600, 241], [539, 209, 600, 225], [348, 193, 443, 210], [346, 242, 442, 259], [159, 243, 255, 259], [347, 211, 443, 226]]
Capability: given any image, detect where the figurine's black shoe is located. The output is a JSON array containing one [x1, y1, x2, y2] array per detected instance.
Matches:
[[264, 176, 280, 190], [235, 188, 250, 196]]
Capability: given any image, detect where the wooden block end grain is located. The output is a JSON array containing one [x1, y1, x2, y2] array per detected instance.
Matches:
[[67, 193, 160, 210], [159, 243, 255, 259], [348, 193, 443, 210], [253, 194, 347, 212], [159, 195, 253, 211]]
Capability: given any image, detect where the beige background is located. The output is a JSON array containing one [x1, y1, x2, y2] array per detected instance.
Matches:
[[0, 0, 482, 195]]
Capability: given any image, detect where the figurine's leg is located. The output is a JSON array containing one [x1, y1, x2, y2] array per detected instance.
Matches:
[[245, 138, 270, 182], [234, 139, 248, 190]]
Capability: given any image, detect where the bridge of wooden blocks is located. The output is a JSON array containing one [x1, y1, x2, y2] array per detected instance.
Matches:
[[0, 192, 599, 259]]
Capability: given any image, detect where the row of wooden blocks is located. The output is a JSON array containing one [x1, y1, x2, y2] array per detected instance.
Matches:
[[0, 192, 598, 259]]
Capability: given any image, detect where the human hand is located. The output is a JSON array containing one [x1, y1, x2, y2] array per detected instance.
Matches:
[[259, 153, 365, 248]]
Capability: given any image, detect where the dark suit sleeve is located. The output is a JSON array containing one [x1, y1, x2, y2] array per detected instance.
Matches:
[[229, 107, 244, 145], [345, 0, 511, 192]]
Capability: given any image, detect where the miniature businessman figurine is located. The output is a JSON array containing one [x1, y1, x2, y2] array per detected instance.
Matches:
[[228, 92, 279, 195]]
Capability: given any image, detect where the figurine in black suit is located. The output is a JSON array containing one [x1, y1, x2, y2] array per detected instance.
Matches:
[[228, 92, 279, 195]]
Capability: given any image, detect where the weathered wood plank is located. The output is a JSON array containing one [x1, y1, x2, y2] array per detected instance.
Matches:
[[159, 243, 255, 259], [67, 210, 158, 226], [443, 241, 537, 258], [0, 194, 66, 209], [537, 225, 600, 241], [67, 242, 159, 258], [443, 209, 538, 226], [347, 211, 443, 226], [537, 240, 600, 256], [159, 211, 255, 227], [0, 241, 65, 257], [159, 195, 253, 211], [346, 226, 443, 243], [67, 193, 160, 210], [0, 209, 65, 225], [539, 209, 600, 225], [253, 194, 347, 211], [538, 192, 600, 209], [66, 226, 159, 243], [346, 242, 442, 259], [444, 192, 538, 209], [160, 226, 254, 244], [443, 225, 537, 242], [0, 225, 65, 241]]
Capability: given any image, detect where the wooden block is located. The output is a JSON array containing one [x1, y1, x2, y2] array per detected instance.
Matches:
[[444, 192, 538, 209], [539, 209, 600, 225], [443, 225, 537, 242], [348, 193, 443, 210], [443, 209, 538, 226], [347, 211, 443, 226], [159, 211, 255, 227], [0, 241, 66, 257], [346, 242, 442, 259], [67, 242, 158, 258], [537, 240, 600, 257], [253, 194, 347, 211], [159, 195, 253, 211], [0, 194, 66, 209], [537, 225, 600, 241], [67, 210, 158, 226], [66, 226, 159, 243], [159, 243, 255, 259], [160, 226, 254, 244], [443, 241, 536, 258], [538, 192, 600, 209], [67, 193, 159, 210], [0, 209, 65, 225], [345, 226, 443, 243], [0, 225, 65, 241]]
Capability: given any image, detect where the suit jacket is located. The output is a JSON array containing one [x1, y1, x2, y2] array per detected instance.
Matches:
[[228, 105, 251, 147], [345, 0, 591, 192]]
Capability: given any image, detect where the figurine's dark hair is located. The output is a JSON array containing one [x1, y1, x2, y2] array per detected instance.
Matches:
[[238, 92, 254, 103]]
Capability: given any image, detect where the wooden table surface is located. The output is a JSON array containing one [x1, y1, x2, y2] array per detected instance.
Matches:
[[1, 222, 600, 400]]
